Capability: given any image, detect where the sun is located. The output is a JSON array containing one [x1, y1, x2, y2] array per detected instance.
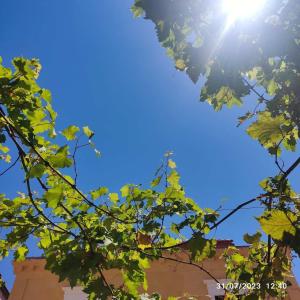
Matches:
[[222, 0, 265, 22]]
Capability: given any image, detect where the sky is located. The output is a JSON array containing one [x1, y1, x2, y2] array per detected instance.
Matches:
[[0, 0, 299, 291]]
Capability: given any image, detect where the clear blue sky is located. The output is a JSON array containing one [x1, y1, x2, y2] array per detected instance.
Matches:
[[0, 0, 299, 290]]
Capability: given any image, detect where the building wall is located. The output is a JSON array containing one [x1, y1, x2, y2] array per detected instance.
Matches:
[[8, 248, 300, 300], [9, 259, 64, 300]]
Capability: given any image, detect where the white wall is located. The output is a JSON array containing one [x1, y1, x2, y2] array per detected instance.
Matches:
[[204, 279, 228, 299], [63, 287, 88, 300]]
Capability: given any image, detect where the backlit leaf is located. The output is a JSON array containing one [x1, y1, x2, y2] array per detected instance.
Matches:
[[62, 125, 80, 141], [90, 187, 108, 200], [258, 210, 297, 240], [247, 112, 288, 150], [168, 159, 176, 169], [45, 185, 64, 208], [83, 126, 94, 138], [109, 193, 119, 203]]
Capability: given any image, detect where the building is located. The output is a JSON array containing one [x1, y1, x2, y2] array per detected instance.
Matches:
[[8, 241, 300, 300]]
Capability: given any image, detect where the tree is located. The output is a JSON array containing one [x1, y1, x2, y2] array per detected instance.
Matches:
[[0, 1, 299, 300], [0, 57, 223, 299], [130, 0, 300, 297]]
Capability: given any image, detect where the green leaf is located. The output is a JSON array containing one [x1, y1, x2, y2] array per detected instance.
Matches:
[[120, 185, 130, 197], [122, 270, 144, 297], [0, 144, 9, 153], [243, 232, 262, 244], [143, 276, 148, 291], [83, 126, 94, 138], [46, 103, 57, 121], [247, 112, 288, 150], [45, 185, 64, 208], [258, 210, 297, 240], [167, 170, 180, 189], [189, 235, 216, 262], [131, 4, 144, 18], [231, 253, 245, 264], [168, 159, 176, 169], [259, 177, 274, 193], [90, 187, 108, 200], [109, 193, 119, 203], [267, 80, 278, 96], [14, 246, 28, 262], [151, 175, 162, 187], [237, 112, 254, 127], [49, 145, 73, 168], [61, 125, 80, 141], [83, 277, 111, 299], [41, 89, 52, 102], [28, 164, 46, 178], [175, 59, 186, 70], [26, 109, 51, 134], [0, 57, 12, 77], [39, 232, 51, 248]]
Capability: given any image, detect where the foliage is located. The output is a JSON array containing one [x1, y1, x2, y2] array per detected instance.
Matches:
[[0, 58, 220, 298], [0, 0, 300, 299], [130, 0, 300, 298]]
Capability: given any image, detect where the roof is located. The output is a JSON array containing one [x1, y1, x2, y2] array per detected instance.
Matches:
[[216, 239, 234, 248]]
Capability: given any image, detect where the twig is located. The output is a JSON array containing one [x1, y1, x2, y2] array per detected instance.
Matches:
[[97, 265, 114, 297], [0, 155, 20, 177], [150, 193, 269, 251], [0, 107, 133, 224], [242, 77, 268, 103], [3, 121, 77, 238], [267, 197, 272, 264], [138, 249, 225, 288], [279, 156, 300, 182], [71, 137, 80, 184]]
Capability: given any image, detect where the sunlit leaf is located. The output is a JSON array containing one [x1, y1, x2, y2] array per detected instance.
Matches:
[[62, 125, 80, 141], [258, 210, 297, 240], [83, 126, 94, 138], [45, 185, 64, 208]]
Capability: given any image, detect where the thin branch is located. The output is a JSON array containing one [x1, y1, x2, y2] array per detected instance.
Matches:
[[3, 122, 77, 238], [37, 177, 48, 191], [242, 77, 268, 103], [97, 265, 114, 297], [275, 152, 285, 174], [151, 192, 269, 251], [0, 107, 134, 224], [146, 153, 300, 251], [280, 156, 300, 182], [274, 131, 286, 174], [32, 174, 90, 241], [23, 161, 75, 237], [76, 143, 90, 150], [0, 155, 20, 177], [210, 194, 268, 231], [71, 137, 81, 184], [138, 249, 225, 289], [215, 206, 263, 211], [267, 197, 272, 265]]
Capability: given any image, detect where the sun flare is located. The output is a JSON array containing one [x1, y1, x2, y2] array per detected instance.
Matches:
[[222, 0, 265, 22]]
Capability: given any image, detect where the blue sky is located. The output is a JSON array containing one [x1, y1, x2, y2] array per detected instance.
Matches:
[[0, 0, 299, 289]]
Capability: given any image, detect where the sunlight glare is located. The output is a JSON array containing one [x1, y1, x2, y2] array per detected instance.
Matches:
[[222, 0, 265, 23]]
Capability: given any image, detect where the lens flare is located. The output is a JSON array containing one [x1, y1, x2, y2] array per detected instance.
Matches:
[[222, 0, 265, 23]]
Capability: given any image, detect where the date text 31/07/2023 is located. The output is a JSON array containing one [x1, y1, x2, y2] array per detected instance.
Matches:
[[216, 282, 288, 291]]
